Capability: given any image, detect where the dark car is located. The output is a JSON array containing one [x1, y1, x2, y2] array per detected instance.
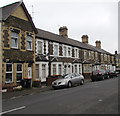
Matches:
[[115, 70, 120, 76], [104, 70, 118, 79], [104, 70, 112, 79], [91, 70, 105, 82]]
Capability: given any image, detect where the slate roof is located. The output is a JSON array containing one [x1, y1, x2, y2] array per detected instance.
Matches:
[[36, 28, 112, 55], [1, 1, 37, 33]]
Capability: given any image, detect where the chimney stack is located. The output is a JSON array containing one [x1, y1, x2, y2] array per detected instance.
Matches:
[[81, 35, 89, 44], [59, 26, 68, 38], [95, 40, 101, 49]]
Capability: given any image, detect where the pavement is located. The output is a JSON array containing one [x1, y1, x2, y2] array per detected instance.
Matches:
[[2, 79, 91, 100]]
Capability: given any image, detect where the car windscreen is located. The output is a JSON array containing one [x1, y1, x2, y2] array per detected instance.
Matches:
[[63, 74, 71, 79]]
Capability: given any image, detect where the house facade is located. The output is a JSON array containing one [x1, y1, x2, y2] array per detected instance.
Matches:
[[35, 26, 116, 83], [1, 1, 37, 89], [1, 1, 116, 89]]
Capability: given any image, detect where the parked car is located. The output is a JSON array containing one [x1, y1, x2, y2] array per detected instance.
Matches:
[[52, 73, 84, 89], [104, 70, 112, 79], [115, 70, 120, 76], [91, 70, 105, 82]]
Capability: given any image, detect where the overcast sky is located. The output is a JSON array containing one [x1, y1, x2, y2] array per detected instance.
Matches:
[[0, 0, 119, 54]]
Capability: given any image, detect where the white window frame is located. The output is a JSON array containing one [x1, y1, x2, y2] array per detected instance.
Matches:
[[53, 42, 59, 56], [36, 39, 44, 54], [53, 64, 57, 75], [11, 31, 19, 49], [51, 62, 63, 75], [58, 64, 62, 75], [6, 63, 13, 83], [74, 47, 79, 58], [63, 63, 72, 74], [16, 63, 23, 82], [35, 62, 48, 82], [26, 35, 33, 51], [63, 46, 67, 57], [68, 46, 72, 57]]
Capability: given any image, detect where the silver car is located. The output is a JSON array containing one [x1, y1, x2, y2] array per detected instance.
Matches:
[[52, 73, 84, 89]]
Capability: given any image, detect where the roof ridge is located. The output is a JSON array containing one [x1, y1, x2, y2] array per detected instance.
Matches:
[[37, 28, 112, 55]]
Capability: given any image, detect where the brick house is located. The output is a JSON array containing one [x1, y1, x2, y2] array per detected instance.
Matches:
[[35, 26, 116, 84], [0, 1, 116, 89], [1, 1, 37, 89]]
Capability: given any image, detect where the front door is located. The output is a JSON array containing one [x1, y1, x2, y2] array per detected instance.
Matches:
[[28, 67, 32, 79], [42, 64, 46, 82]]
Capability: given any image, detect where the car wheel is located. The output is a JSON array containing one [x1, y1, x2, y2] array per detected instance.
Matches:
[[80, 79, 84, 85], [107, 75, 110, 79], [68, 81, 72, 88]]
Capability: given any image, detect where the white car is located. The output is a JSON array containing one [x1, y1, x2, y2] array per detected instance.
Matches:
[[52, 73, 84, 89]]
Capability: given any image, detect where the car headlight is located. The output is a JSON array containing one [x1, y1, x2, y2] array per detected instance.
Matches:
[[58, 82, 62, 85]]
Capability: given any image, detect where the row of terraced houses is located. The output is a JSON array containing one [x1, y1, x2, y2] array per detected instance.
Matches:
[[0, 1, 117, 89]]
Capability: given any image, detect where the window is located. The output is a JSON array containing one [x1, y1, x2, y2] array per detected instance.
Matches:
[[79, 65, 81, 74], [101, 54, 104, 62], [84, 51, 87, 59], [64, 46, 67, 56], [54, 44, 59, 56], [64, 65, 67, 75], [26, 36, 32, 50], [75, 65, 77, 73], [95, 52, 98, 60], [35, 64, 39, 80], [58, 64, 62, 75], [37, 41, 43, 54], [11, 32, 19, 48], [6, 64, 13, 83], [16, 64, 22, 82], [68, 47, 71, 57], [42, 64, 46, 79], [75, 48, 79, 58], [53, 64, 57, 75]]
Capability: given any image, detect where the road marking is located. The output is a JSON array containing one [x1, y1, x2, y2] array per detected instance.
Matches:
[[98, 99, 103, 102], [0, 106, 26, 115]]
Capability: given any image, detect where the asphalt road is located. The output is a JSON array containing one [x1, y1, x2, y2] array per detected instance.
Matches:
[[2, 77, 119, 114]]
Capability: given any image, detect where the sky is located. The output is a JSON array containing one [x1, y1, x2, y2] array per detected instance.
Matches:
[[0, 0, 119, 54]]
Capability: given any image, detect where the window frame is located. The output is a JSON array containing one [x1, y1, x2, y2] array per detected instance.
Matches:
[[53, 43, 59, 56], [53, 64, 57, 75], [11, 31, 19, 49], [6, 63, 13, 83], [37, 39, 44, 54], [74, 48, 79, 58], [16, 63, 23, 82], [26, 35, 33, 51]]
